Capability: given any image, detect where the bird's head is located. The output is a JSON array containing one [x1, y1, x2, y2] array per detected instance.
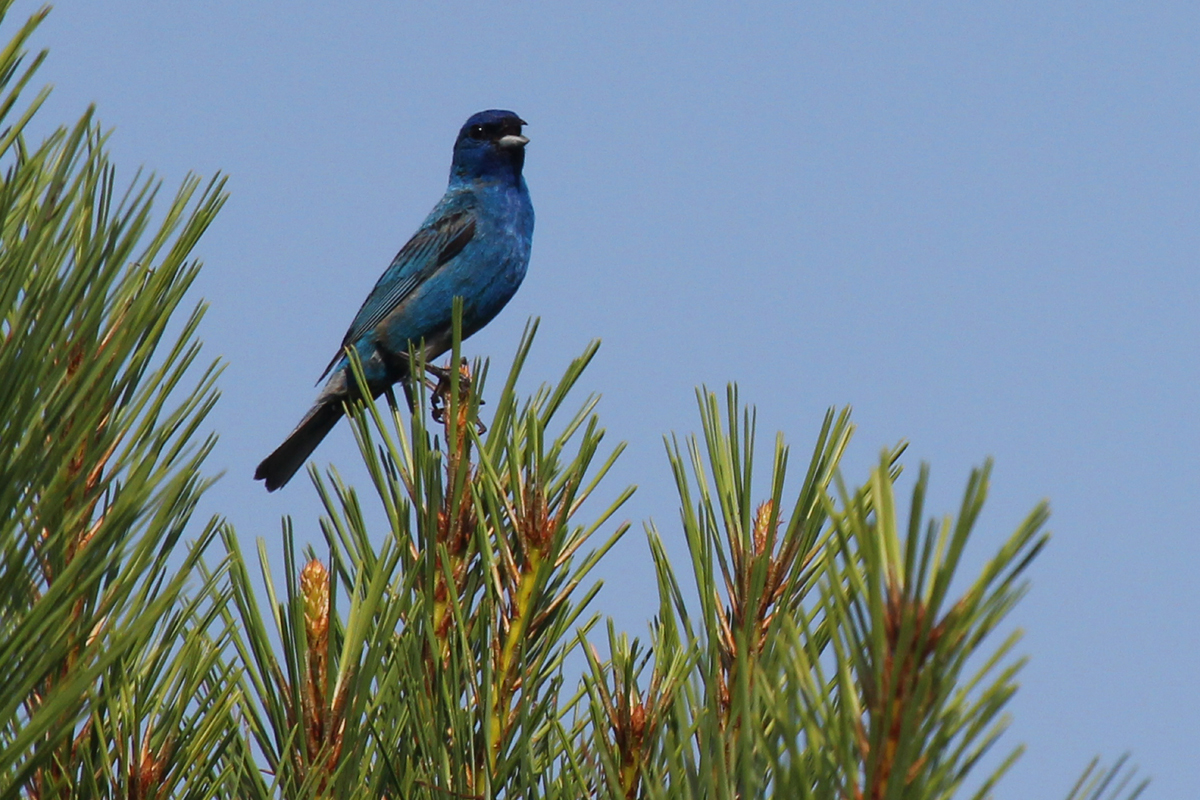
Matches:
[[451, 110, 528, 183]]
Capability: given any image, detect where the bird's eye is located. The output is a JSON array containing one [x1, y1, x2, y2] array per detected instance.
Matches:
[[469, 124, 488, 140]]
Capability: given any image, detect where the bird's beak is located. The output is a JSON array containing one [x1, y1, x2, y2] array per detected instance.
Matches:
[[498, 134, 529, 148]]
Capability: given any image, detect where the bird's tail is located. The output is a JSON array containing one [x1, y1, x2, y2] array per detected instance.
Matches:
[[254, 401, 344, 491]]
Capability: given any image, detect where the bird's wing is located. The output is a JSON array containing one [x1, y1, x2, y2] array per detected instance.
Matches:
[[317, 204, 477, 381]]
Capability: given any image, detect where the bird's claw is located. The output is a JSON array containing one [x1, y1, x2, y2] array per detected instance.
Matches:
[[429, 358, 486, 434]]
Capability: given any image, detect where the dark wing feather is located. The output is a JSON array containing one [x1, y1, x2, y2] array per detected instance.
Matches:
[[317, 208, 476, 381]]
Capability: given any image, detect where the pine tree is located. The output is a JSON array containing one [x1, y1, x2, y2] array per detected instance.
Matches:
[[0, 5, 1148, 799]]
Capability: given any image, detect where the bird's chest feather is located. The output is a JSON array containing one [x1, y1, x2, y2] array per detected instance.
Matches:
[[450, 184, 533, 300], [379, 182, 532, 345]]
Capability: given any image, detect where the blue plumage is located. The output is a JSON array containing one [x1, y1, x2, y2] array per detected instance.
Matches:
[[255, 110, 534, 491]]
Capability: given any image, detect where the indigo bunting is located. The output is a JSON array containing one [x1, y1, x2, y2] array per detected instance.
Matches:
[[255, 110, 534, 491]]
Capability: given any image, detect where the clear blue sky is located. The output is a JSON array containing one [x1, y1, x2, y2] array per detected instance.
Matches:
[[15, 1, 1197, 795]]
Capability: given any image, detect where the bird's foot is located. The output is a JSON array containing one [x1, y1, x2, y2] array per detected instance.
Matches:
[[430, 358, 486, 434], [424, 362, 451, 382]]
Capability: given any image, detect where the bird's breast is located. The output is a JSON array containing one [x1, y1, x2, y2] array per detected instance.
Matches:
[[374, 182, 532, 351]]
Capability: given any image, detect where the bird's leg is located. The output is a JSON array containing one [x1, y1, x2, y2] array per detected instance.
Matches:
[[429, 357, 485, 434], [423, 362, 451, 382], [423, 363, 453, 421], [425, 360, 485, 408], [429, 363, 453, 424]]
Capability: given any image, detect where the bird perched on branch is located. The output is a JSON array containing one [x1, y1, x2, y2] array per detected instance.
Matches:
[[255, 109, 534, 491]]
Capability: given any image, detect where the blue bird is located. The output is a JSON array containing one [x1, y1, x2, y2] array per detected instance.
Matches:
[[255, 110, 534, 491]]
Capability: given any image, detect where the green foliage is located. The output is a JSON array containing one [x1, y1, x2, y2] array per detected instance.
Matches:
[[0, 4, 1151, 799], [213, 350, 1148, 799], [0, 3, 245, 796], [218, 319, 633, 799], [1066, 756, 1149, 800]]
